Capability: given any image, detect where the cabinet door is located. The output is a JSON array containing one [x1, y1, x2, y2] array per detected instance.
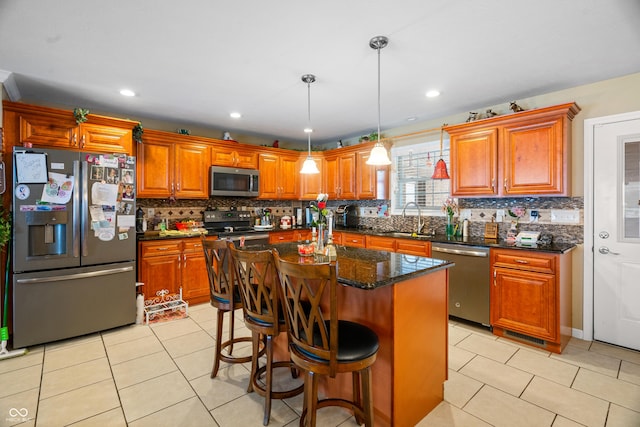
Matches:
[[175, 143, 210, 199], [502, 116, 566, 195], [258, 153, 279, 199], [80, 123, 133, 154], [182, 249, 210, 304], [450, 128, 498, 196], [299, 155, 323, 200], [323, 156, 340, 199], [395, 239, 431, 256], [341, 232, 365, 248], [279, 154, 300, 199], [356, 150, 377, 199], [18, 112, 77, 148], [338, 152, 357, 199], [366, 235, 396, 251], [137, 139, 173, 198], [139, 254, 182, 300], [491, 268, 558, 342], [234, 148, 258, 169], [269, 230, 294, 244]]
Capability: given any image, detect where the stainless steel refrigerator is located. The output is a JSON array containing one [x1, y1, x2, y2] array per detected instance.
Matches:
[[12, 147, 137, 347]]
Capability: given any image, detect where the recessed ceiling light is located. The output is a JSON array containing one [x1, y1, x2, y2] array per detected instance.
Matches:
[[407, 116, 417, 121], [425, 90, 440, 98], [229, 112, 242, 119], [119, 89, 136, 97], [304, 127, 313, 133]]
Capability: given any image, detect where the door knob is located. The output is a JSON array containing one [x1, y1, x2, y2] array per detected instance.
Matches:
[[599, 246, 620, 255]]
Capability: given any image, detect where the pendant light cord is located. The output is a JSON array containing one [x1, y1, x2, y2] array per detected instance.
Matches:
[[377, 44, 381, 145], [307, 79, 312, 156]]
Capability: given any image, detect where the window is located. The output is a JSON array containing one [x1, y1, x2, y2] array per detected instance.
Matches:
[[391, 139, 450, 214]]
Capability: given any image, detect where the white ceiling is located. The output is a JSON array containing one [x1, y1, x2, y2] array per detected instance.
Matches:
[[1, 0, 640, 146]]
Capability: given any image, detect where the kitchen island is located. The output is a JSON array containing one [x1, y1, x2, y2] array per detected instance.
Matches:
[[262, 243, 453, 427]]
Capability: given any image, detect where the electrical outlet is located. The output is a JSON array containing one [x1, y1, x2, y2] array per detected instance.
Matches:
[[551, 209, 580, 224], [147, 208, 155, 217], [496, 209, 505, 222], [460, 209, 472, 220], [529, 210, 539, 222]]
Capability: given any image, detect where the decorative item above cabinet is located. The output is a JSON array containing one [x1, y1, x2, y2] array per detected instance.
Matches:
[[445, 102, 580, 197]]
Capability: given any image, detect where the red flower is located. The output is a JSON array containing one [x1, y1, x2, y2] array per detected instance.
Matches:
[[318, 202, 326, 209]]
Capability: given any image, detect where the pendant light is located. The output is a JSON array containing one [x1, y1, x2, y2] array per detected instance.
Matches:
[[366, 35, 392, 166], [300, 74, 320, 174], [431, 124, 450, 179]]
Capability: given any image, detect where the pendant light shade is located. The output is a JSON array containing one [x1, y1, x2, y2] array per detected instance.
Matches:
[[366, 35, 392, 166], [432, 125, 450, 179], [300, 74, 320, 174]]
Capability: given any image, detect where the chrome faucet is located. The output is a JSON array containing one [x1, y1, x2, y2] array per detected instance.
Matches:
[[402, 201, 424, 234]]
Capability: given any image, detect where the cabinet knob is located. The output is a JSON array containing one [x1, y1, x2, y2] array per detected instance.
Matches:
[[514, 259, 528, 264]]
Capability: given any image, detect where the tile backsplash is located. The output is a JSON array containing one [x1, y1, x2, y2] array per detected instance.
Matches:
[[137, 196, 584, 244]]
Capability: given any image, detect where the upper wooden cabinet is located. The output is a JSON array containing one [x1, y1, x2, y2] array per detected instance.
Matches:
[[323, 151, 356, 200], [211, 143, 258, 169], [137, 129, 210, 199], [298, 153, 324, 200], [2, 101, 137, 155], [445, 102, 580, 197], [258, 151, 299, 199]]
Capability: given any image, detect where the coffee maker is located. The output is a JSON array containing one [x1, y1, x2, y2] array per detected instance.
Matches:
[[335, 205, 359, 228]]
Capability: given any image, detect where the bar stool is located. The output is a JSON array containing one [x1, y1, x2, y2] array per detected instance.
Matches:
[[272, 252, 379, 427], [227, 243, 304, 426], [202, 237, 253, 377]]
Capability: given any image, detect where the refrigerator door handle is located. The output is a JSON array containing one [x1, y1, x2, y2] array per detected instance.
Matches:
[[73, 160, 81, 258], [81, 160, 89, 257], [16, 266, 134, 284]]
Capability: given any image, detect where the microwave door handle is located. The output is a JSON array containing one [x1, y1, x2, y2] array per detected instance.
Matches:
[[73, 160, 81, 258]]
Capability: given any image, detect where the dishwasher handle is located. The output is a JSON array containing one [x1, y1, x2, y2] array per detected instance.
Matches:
[[432, 245, 488, 257]]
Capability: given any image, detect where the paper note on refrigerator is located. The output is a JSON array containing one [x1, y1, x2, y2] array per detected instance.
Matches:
[[91, 182, 119, 206], [40, 172, 74, 204]]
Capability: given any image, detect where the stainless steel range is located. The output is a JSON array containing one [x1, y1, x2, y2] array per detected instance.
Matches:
[[203, 210, 269, 245]]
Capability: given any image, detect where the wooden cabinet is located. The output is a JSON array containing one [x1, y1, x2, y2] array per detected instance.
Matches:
[[3, 101, 136, 155], [269, 229, 312, 244], [490, 248, 572, 353], [445, 102, 580, 197], [356, 148, 389, 200], [258, 152, 299, 199], [138, 240, 183, 300], [396, 239, 431, 257], [298, 153, 324, 200], [138, 237, 212, 305], [211, 143, 258, 169], [323, 151, 356, 200], [365, 235, 396, 252], [137, 129, 210, 199], [341, 232, 366, 248]]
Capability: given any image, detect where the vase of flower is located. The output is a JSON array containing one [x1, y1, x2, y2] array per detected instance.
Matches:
[[446, 214, 455, 237], [316, 223, 325, 254]]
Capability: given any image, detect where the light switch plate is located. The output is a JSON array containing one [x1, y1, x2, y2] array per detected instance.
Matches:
[[551, 209, 580, 224], [147, 208, 155, 217]]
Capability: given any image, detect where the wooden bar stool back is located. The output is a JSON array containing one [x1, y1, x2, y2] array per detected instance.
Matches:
[[272, 252, 379, 427], [227, 243, 303, 426], [202, 237, 252, 377]]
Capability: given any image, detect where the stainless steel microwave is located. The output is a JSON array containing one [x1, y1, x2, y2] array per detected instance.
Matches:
[[209, 166, 260, 197]]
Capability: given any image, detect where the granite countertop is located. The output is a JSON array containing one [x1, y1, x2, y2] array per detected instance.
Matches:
[[242, 242, 453, 290], [137, 227, 576, 254]]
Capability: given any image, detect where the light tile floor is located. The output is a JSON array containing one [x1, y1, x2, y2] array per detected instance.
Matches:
[[1, 303, 639, 426]]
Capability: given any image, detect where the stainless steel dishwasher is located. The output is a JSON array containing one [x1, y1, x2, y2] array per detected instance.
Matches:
[[431, 242, 491, 326]]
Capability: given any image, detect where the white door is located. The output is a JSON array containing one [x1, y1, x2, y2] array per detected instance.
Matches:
[[593, 117, 640, 351]]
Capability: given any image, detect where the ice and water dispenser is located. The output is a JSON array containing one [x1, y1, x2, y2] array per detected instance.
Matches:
[[25, 210, 68, 257]]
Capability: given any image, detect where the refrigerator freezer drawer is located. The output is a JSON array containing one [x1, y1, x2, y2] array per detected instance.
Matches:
[[13, 262, 137, 348]]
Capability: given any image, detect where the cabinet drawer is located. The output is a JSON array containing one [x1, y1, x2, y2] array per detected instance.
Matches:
[[140, 241, 182, 257], [491, 249, 555, 274], [366, 235, 396, 251], [396, 239, 430, 256], [183, 238, 208, 253], [269, 231, 294, 243], [341, 232, 366, 248]]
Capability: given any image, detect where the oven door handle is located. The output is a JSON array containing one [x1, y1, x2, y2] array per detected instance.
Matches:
[[432, 246, 488, 257]]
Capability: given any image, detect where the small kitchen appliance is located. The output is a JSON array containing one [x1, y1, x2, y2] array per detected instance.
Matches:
[[345, 205, 360, 228], [335, 205, 349, 227], [202, 209, 270, 245]]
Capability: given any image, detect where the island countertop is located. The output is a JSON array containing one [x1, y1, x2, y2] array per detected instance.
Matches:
[[245, 242, 454, 290]]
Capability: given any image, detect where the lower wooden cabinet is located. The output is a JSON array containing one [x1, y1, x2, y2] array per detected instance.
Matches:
[[341, 232, 366, 248], [490, 248, 572, 353], [268, 229, 312, 244], [365, 235, 396, 251], [395, 239, 431, 256], [138, 237, 213, 306]]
